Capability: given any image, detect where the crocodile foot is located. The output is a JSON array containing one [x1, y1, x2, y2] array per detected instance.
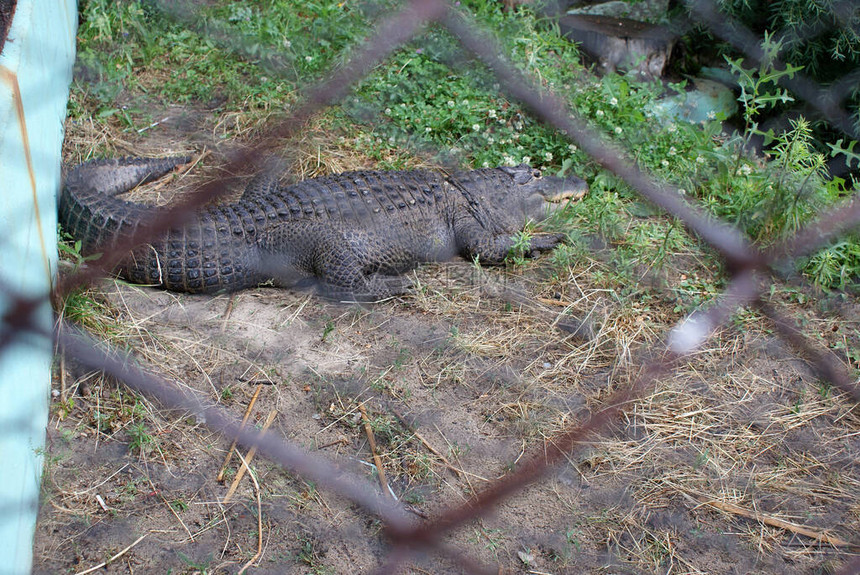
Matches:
[[527, 233, 567, 257]]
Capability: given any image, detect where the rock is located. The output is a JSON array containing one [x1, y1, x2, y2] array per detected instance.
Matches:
[[647, 77, 738, 123], [567, 0, 671, 22], [558, 14, 676, 80]]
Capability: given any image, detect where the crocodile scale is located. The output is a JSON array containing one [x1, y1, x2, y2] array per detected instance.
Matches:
[[60, 157, 587, 300]]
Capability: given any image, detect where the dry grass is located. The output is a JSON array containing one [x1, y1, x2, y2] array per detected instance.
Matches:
[[45, 260, 860, 573], [44, 101, 860, 573]]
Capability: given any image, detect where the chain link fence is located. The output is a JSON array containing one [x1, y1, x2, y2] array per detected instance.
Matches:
[[12, 0, 860, 572]]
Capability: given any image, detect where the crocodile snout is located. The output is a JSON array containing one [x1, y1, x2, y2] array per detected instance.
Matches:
[[541, 174, 589, 203]]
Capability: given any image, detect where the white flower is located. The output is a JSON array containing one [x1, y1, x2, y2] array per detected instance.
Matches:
[[425, 127, 432, 133], [609, 97, 618, 106], [668, 146, 677, 156], [696, 155, 705, 164], [568, 144, 577, 153], [472, 123, 480, 131], [596, 110, 604, 117], [305, 55, 313, 62], [482, 161, 489, 168], [384, 108, 392, 115], [447, 100, 455, 108], [614, 126, 622, 135], [707, 110, 716, 120], [678, 188, 687, 195], [522, 156, 531, 164], [667, 123, 677, 133], [462, 99, 469, 106], [388, 136, 395, 145], [487, 136, 495, 144], [661, 159, 669, 168], [740, 164, 752, 175], [283, 39, 292, 48], [544, 152, 553, 161], [503, 155, 515, 165], [488, 109, 497, 118]]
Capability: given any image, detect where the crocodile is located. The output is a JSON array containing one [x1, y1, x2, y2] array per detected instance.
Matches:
[[60, 157, 587, 300]]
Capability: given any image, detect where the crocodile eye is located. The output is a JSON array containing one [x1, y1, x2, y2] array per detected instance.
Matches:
[[532, 170, 542, 179]]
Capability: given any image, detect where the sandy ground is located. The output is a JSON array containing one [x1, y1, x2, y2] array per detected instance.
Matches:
[[34, 257, 860, 573]]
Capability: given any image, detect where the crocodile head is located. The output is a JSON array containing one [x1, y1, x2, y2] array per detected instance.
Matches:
[[497, 164, 589, 222]]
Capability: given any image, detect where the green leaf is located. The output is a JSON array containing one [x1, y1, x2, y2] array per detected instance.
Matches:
[[827, 139, 860, 168]]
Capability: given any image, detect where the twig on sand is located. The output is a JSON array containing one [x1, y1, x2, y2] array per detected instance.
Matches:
[[220, 293, 237, 334], [236, 450, 264, 575], [145, 475, 195, 541], [684, 490, 858, 549], [223, 409, 277, 504], [358, 402, 392, 498], [390, 409, 489, 482], [216, 383, 263, 482], [74, 533, 148, 575]]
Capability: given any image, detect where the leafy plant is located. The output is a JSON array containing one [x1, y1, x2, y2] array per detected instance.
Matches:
[[707, 0, 860, 140], [724, 32, 802, 144], [669, 32, 860, 289], [127, 421, 156, 455], [57, 227, 102, 272]]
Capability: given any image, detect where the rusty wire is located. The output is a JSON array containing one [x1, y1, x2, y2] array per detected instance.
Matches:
[[6, 0, 859, 571]]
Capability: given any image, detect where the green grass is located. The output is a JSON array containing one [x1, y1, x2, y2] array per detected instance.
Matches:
[[69, 0, 859, 295], [55, 6, 860, 573]]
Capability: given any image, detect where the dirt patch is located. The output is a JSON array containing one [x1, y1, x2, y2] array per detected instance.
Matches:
[[36, 255, 860, 573]]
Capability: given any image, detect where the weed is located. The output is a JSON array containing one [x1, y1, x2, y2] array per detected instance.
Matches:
[[53, 397, 75, 421], [688, 33, 860, 287], [468, 524, 506, 559], [390, 339, 411, 369], [34, 448, 65, 470], [401, 489, 426, 505], [295, 533, 330, 574], [121, 477, 145, 501], [725, 32, 802, 141], [127, 421, 156, 455], [57, 231, 123, 338], [791, 398, 803, 415], [321, 319, 335, 342], [402, 451, 433, 481], [448, 442, 470, 458], [351, 5, 592, 170], [57, 228, 103, 272], [177, 551, 212, 573], [507, 229, 534, 266]]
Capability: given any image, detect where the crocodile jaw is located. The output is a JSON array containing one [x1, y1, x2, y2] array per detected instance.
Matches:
[[528, 174, 589, 219]]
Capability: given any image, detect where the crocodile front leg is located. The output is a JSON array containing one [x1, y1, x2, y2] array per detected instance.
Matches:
[[454, 219, 566, 264], [259, 221, 414, 301]]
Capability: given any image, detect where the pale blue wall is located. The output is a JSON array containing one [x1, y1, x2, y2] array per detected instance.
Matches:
[[0, 1, 77, 573]]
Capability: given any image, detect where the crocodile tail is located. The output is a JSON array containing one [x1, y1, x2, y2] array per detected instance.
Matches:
[[63, 156, 191, 197], [59, 156, 190, 255]]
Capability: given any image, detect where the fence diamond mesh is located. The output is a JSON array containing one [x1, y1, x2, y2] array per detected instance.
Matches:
[[11, 0, 860, 573]]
